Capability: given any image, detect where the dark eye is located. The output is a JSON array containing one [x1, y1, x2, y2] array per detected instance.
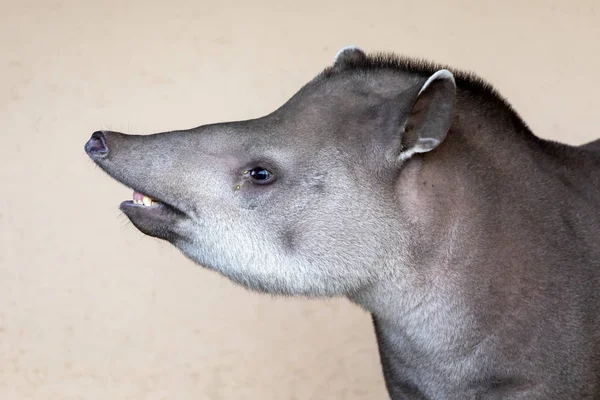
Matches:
[[247, 167, 274, 184]]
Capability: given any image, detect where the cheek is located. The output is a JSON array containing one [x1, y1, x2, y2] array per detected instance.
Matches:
[[278, 226, 300, 252], [236, 184, 277, 210], [182, 208, 273, 252]]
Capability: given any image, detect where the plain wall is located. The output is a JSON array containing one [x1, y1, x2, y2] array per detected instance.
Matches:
[[1, 1, 599, 399]]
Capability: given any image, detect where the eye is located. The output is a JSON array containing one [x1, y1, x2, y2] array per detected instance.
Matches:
[[247, 167, 275, 184]]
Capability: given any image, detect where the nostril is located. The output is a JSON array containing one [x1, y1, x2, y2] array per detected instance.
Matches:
[[85, 131, 108, 156]]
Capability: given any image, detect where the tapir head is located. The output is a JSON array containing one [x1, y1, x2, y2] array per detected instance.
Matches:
[[85, 48, 456, 297]]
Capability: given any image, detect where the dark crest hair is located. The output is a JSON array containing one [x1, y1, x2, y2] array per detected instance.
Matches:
[[317, 52, 533, 135]]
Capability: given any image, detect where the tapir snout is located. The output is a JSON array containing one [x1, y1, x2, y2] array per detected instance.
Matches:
[[84, 129, 210, 240]]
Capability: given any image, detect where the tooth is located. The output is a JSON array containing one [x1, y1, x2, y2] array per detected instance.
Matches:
[[151, 200, 157, 206], [142, 196, 152, 206]]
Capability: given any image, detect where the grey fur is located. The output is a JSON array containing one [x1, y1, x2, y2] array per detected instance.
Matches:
[[85, 47, 600, 399]]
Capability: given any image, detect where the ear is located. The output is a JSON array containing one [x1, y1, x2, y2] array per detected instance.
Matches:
[[398, 69, 457, 161], [333, 46, 367, 69]]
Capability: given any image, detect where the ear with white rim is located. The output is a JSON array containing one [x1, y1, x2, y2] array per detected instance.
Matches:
[[333, 46, 367, 68], [399, 69, 457, 161]]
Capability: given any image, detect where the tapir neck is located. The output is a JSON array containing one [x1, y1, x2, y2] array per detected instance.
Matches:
[[349, 91, 600, 397]]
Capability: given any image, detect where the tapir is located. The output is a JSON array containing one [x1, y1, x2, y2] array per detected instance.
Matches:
[[85, 47, 600, 399]]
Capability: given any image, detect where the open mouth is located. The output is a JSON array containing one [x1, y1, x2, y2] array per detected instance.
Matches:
[[131, 190, 159, 207], [121, 190, 179, 213], [116, 189, 182, 240], [120, 189, 185, 218], [119, 189, 184, 239], [120, 189, 180, 214]]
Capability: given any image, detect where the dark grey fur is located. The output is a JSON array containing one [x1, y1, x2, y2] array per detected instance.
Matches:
[[85, 48, 600, 399]]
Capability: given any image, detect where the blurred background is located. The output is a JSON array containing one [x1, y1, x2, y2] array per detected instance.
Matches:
[[1, 0, 598, 399]]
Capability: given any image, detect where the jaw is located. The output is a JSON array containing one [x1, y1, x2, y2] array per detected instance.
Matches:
[[114, 183, 189, 241], [119, 197, 186, 241]]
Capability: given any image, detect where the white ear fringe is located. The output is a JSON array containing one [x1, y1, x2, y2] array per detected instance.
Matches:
[[418, 69, 455, 95], [334, 45, 364, 63]]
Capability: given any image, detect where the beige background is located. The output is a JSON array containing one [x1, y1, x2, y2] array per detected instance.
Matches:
[[1, 1, 599, 399]]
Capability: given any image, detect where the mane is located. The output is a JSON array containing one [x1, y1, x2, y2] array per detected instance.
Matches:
[[317, 52, 534, 135]]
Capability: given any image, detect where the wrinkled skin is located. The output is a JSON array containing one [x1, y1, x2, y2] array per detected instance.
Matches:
[[85, 48, 600, 399]]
